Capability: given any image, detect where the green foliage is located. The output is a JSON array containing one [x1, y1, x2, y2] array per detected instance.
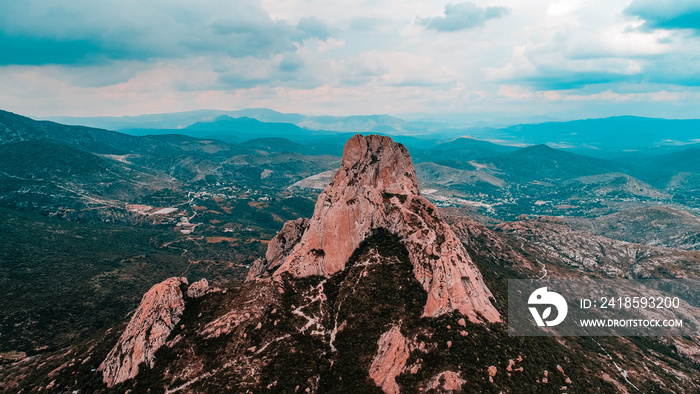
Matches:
[[319, 228, 427, 392], [0, 208, 195, 353]]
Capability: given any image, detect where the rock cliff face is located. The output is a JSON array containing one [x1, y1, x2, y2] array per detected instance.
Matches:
[[369, 325, 413, 394], [99, 277, 188, 387], [249, 134, 500, 323], [246, 217, 309, 280]]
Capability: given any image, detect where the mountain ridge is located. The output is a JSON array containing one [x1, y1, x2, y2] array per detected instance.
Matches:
[[249, 134, 501, 321]]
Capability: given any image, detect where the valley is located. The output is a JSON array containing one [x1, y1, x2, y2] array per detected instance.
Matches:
[[0, 109, 699, 392]]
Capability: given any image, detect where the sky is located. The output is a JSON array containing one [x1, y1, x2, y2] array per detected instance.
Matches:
[[1, 0, 700, 122]]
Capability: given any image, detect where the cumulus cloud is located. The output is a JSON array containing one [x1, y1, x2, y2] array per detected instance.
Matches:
[[3, 0, 700, 119], [420, 2, 509, 32], [210, 51, 324, 91], [626, 0, 700, 32], [296, 17, 333, 40], [349, 17, 383, 32], [485, 7, 700, 92], [333, 51, 457, 88], [278, 53, 305, 73], [0, 0, 330, 66]]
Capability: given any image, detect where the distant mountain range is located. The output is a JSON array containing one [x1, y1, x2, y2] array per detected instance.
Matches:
[[5, 109, 700, 220], [43, 110, 700, 154], [44, 108, 414, 135], [467, 116, 700, 152]]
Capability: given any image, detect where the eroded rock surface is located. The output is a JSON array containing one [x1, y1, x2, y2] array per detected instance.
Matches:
[[369, 325, 412, 394], [99, 277, 187, 387], [247, 218, 309, 280], [249, 134, 500, 322], [496, 216, 700, 278], [426, 370, 466, 392], [187, 278, 209, 299]]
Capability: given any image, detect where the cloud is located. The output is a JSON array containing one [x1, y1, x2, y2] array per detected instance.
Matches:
[[278, 53, 305, 73], [349, 17, 383, 32], [210, 52, 323, 91], [485, 10, 700, 92], [420, 2, 509, 32], [333, 51, 457, 87], [3, 0, 700, 120], [626, 0, 700, 32], [296, 17, 332, 40], [0, 0, 329, 66]]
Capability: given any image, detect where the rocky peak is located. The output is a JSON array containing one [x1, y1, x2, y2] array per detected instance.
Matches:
[[99, 276, 210, 387], [249, 134, 500, 323], [339, 134, 420, 196]]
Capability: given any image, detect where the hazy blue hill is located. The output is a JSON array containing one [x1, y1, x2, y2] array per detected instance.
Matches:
[[120, 128, 256, 145], [240, 137, 308, 153], [187, 115, 307, 133], [0, 140, 113, 177], [609, 146, 700, 188], [46, 108, 307, 131], [118, 128, 193, 136], [42, 110, 700, 153], [185, 115, 321, 141], [491, 116, 700, 150], [369, 124, 398, 134], [122, 126, 321, 145], [46, 108, 415, 134], [230, 108, 306, 124], [406, 138, 514, 172], [485, 144, 622, 181], [0, 110, 145, 154], [650, 147, 700, 173], [46, 109, 230, 130], [311, 114, 402, 124], [433, 137, 518, 152], [184, 119, 399, 154], [0, 110, 192, 157]]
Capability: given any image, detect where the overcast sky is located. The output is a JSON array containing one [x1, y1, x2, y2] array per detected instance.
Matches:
[[1, 0, 700, 121]]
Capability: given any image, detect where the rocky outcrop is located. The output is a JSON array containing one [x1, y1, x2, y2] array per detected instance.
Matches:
[[187, 278, 209, 298], [426, 371, 466, 392], [488, 365, 497, 383], [369, 325, 412, 394], [496, 216, 700, 278], [247, 218, 309, 280], [441, 209, 532, 270], [249, 134, 500, 323], [200, 278, 277, 339], [99, 277, 188, 387]]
